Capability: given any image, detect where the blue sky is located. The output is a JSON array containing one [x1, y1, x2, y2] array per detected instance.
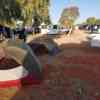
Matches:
[[50, 0, 100, 24]]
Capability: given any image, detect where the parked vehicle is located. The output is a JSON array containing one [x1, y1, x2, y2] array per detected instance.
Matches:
[[48, 25, 60, 35], [90, 35, 100, 47]]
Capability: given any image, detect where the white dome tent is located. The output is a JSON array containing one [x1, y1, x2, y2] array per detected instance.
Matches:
[[0, 39, 43, 88]]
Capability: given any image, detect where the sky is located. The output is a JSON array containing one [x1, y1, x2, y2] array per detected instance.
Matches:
[[50, 0, 100, 24]]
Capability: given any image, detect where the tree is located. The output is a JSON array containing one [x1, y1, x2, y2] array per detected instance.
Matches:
[[59, 6, 79, 28], [0, 0, 22, 27], [26, 0, 51, 25], [95, 19, 100, 25], [0, 0, 51, 27], [86, 17, 96, 25], [36, 0, 51, 25]]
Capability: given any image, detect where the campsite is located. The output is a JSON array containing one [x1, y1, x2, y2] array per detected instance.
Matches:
[[0, 0, 100, 100], [0, 29, 100, 99]]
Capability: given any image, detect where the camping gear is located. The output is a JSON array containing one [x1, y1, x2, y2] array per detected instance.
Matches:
[[28, 43, 49, 56], [0, 39, 42, 88], [44, 42, 61, 56], [28, 41, 60, 56]]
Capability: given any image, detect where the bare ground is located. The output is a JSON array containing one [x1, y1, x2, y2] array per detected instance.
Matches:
[[1, 30, 100, 100]]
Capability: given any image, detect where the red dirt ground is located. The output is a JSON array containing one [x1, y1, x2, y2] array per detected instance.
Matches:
[[0, 30, 100, 100]]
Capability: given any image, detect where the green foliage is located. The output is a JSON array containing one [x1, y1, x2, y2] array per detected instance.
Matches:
[[36, 0, 51, 25], [0, 0, 22, 27], [0, 0, 51, 27], [95, 19, 100, 25], [86, 17, 96, 25], [86, 17, 100, 25], [22, 0, 51, 26]]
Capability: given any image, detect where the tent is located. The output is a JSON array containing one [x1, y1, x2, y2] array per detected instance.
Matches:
[[28, 41, 60, 56], [28, 42, 49, 56], [0, 39, 42, 88], [43, 41, 61, 56]]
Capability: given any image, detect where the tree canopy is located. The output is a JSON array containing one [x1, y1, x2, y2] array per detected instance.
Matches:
[[85, 17, 100, 25], [86, 17, 96, 25], [0, 0, 22, 27], [95, 19, 100, 25], [0, 0, 51, 27], [59, 6, 80, 28]]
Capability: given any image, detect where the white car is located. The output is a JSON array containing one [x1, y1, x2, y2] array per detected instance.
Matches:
[[47, 25, 60, 35], [48, 29, 60, 35], [90, 36, 100, 47], [88, 34, 100, 39], [88, 33, 100, 47]]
